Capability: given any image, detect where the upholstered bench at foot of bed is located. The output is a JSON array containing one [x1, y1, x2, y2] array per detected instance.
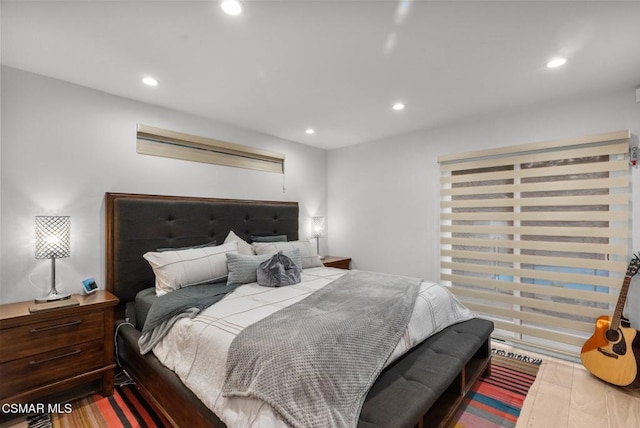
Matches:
[[358, 317, 494, 428]]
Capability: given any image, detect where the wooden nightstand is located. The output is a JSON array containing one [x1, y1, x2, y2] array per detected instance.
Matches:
[[0, 291, 118, 407], [322, 256, 352, 270]]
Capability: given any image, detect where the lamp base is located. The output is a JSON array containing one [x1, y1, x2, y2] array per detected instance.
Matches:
[[35, 291, 71, 303]]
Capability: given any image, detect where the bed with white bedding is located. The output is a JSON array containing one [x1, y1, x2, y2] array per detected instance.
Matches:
[[149, 267, 473, 428], [106, 192, 493, 428]]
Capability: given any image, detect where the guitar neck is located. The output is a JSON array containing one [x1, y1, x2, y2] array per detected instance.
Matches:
[[611, 275, 632, 330]]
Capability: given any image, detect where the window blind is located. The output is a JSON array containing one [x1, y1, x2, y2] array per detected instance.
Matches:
[[438, 130, 630, 357], [137, 124, 285, 174]]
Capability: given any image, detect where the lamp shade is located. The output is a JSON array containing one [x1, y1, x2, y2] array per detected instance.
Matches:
[[311, 216, 325, 238], [35, 216, 70, 259]]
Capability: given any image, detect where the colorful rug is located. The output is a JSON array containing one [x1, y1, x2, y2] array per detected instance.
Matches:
[[50, 384, 167, 428], [17, 374, 168, 428], [449, 349, 542, 428], [20, 349, 541, 428]]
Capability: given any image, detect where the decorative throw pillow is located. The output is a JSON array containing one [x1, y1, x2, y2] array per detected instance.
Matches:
[[226, 249, 301, 285], [144, 241, 238, 296], [257, 252, 301, 287], [224, 230, 255, 255], [252, 240, 323, 269]]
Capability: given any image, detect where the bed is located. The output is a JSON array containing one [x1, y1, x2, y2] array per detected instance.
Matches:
[[106, 192, 494, 428]]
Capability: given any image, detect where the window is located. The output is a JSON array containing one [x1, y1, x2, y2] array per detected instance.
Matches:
[[438, 130, 630, 357], [137, 124, 285, 174]]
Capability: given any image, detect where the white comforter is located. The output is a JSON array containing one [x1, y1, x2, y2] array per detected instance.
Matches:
[[152, 267, 474, 427]]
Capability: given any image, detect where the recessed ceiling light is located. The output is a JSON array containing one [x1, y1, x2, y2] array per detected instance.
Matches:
[[305, 128, 315, 135], [546, 57, 567, 69], [221, 0, 243, 16], [392, 102, 405, 111], [142, 76, 159, 87]]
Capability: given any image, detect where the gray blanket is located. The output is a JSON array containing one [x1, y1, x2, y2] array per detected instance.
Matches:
[[138, 282, 240, 354], [222, 270, 421, 428]]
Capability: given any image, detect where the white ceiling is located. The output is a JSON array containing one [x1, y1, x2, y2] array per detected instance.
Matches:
[[2, 0, 640, 150]]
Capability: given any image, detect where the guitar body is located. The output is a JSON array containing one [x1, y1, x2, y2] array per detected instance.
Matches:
[[581, 315, 639, 386]]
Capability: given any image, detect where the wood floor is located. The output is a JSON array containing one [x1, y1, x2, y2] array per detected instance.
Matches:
[[502, 344, 640, 428]]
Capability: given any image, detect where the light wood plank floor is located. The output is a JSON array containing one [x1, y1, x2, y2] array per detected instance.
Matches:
[[498, 343, 640, 428]]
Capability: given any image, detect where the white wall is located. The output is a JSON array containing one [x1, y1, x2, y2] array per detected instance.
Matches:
[[0, 66, 328, 304], [328, 88, 640, 327], [4, 64, 639, 326]]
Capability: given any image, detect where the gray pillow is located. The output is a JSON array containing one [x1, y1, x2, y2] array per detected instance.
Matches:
[[226, 249, 301, 285], [156, 240, 217, 252], [257, 252, 301, 287], [251, 235, 288, 243]]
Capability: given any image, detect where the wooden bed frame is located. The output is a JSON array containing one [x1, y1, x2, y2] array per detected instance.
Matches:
[[105, 192, 493, 428]]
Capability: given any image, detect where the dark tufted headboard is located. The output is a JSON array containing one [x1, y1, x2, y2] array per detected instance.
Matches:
[[105, 193, 299, 305]]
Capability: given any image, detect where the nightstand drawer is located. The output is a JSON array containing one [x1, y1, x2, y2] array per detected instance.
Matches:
[[0, 311, 104, 363], [0, 339, 105, 398]]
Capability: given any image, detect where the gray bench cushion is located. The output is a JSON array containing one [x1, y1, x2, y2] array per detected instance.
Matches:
[[358, 317, 494, 428]]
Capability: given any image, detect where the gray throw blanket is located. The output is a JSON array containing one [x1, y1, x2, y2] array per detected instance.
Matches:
[[222, 270, 421, 428], [138, 282, 240, 354]]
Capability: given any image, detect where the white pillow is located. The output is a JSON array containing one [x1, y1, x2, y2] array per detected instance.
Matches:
[[223, 230, 255, 255], [252, 240, 323, 269], [144, 241, 238, 296]]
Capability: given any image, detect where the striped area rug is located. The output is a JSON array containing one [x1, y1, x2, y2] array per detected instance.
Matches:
[[49, 383, 168, 428], [449, 349, 542, 428]]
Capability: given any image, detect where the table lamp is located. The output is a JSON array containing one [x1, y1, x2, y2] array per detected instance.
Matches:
[[35, 216, 71, 302], [312, 216, 325, 258]]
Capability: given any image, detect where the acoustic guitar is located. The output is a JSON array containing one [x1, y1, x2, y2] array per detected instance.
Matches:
[[580, 253, 640, 387]]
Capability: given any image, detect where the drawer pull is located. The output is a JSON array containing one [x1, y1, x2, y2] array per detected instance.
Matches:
[[29, 349, 81, 366], [29, 320, 82, 333]]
